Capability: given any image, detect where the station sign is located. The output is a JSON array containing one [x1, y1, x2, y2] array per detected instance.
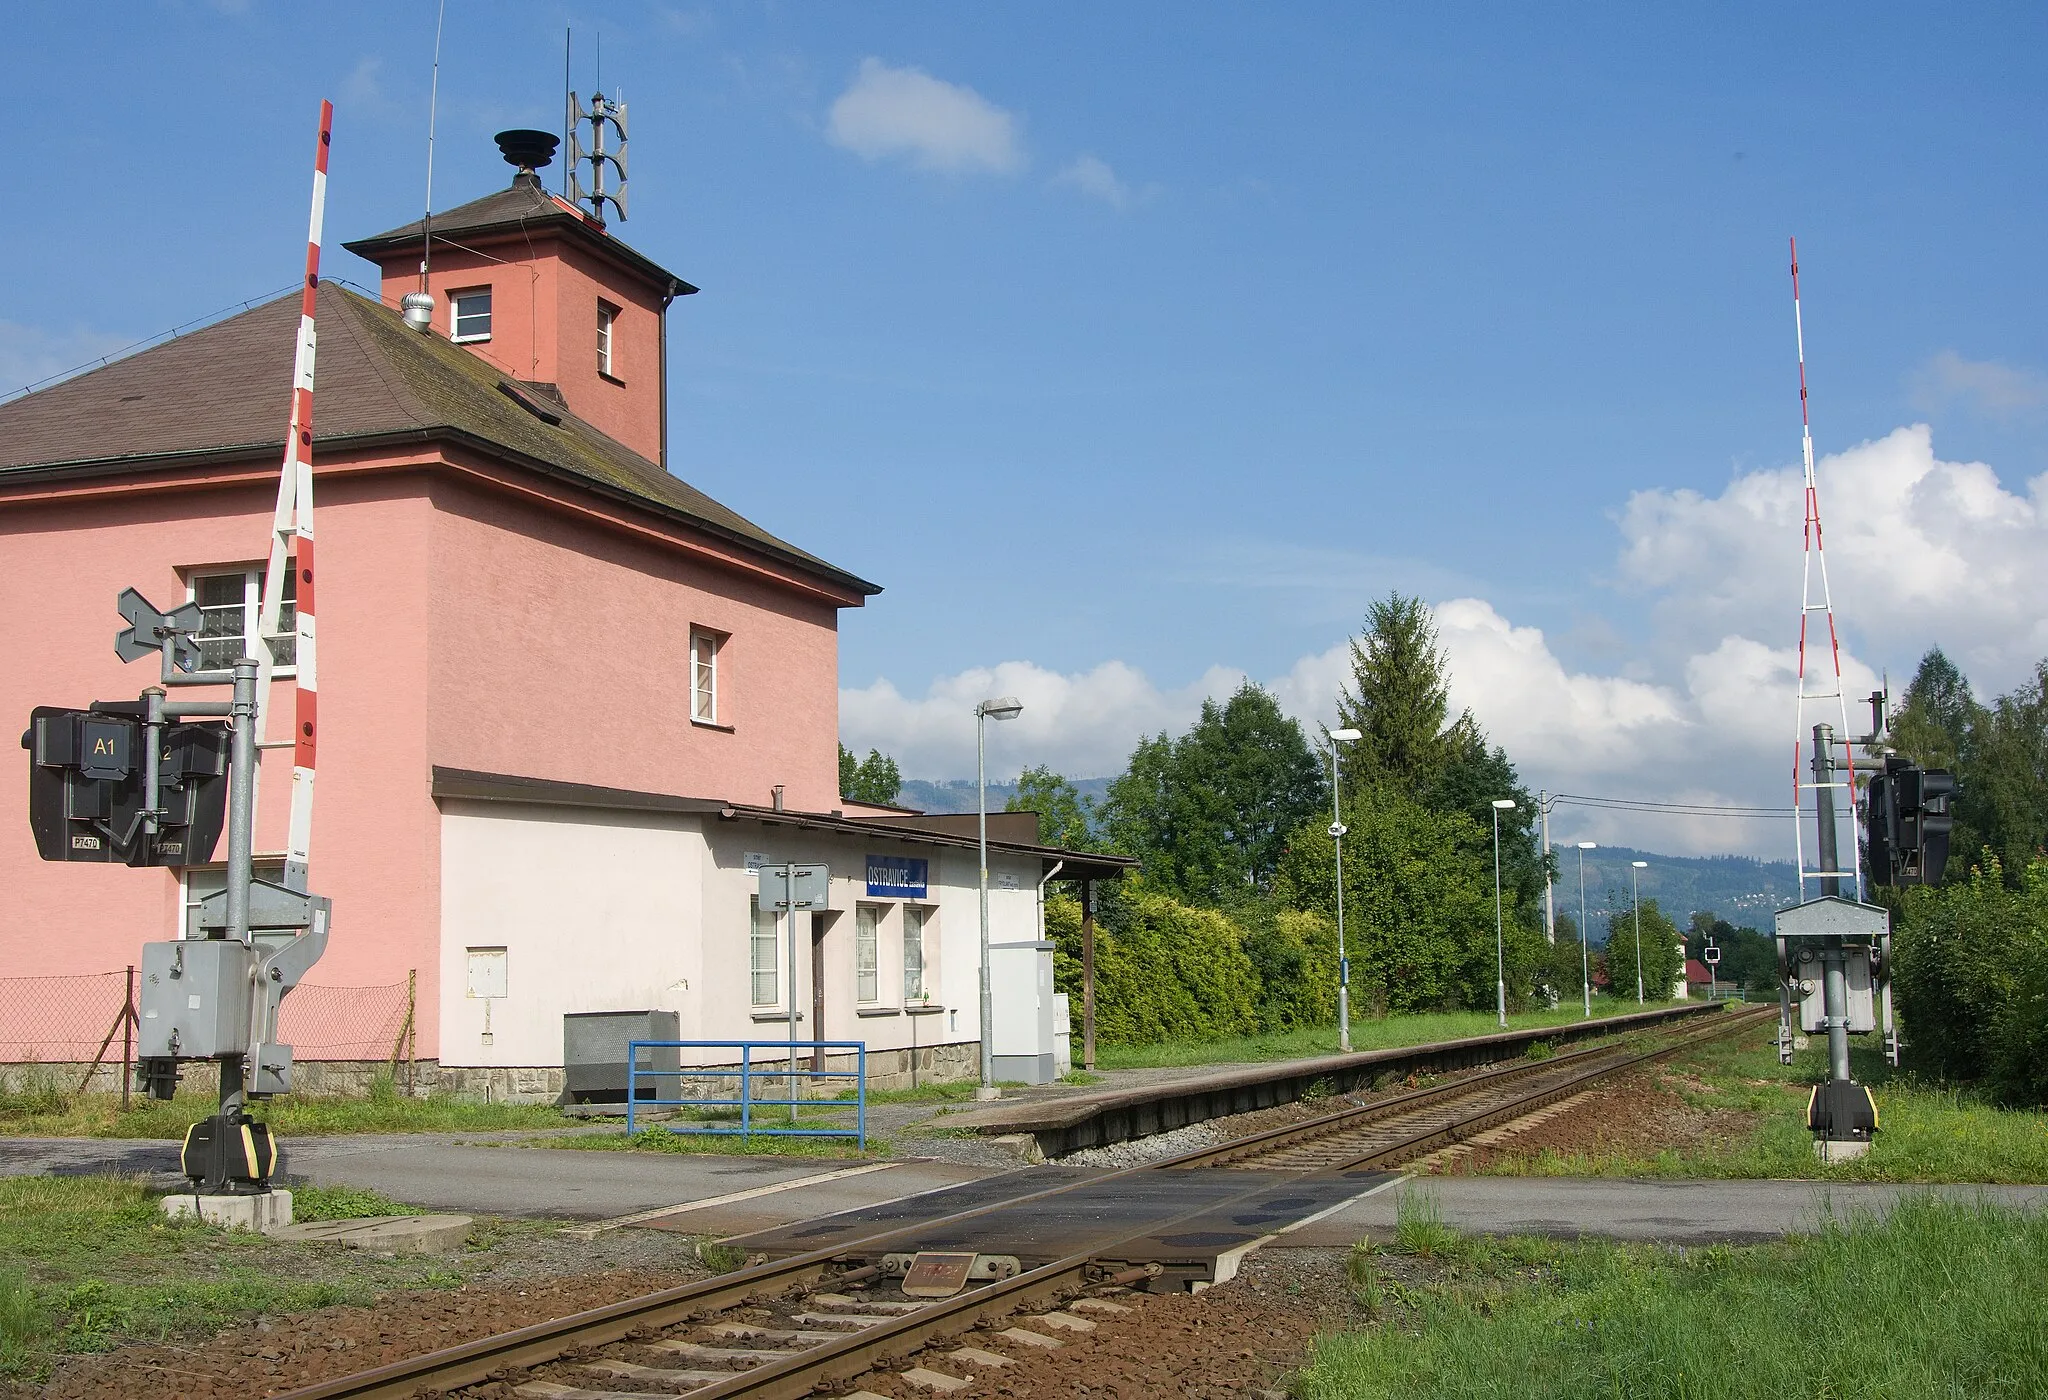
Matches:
[[866, 854, 928, 899]]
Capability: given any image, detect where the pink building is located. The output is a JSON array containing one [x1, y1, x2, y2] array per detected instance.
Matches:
[[1, 137, 1120, 1096]]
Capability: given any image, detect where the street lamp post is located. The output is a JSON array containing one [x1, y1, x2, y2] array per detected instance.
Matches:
[[1630, 859, 1649, 1005], [1490, 799, 1516, 1029], [1327, 728, 1362, 1052], [1576, 842, 1596, 1018], [975, 695, 1024, 1099]]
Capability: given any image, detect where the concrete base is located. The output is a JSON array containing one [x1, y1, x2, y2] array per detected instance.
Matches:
[[161, 1189, 294, 1234], [976, 1086, 1003, 1102], [1814, 1138, 1872, 1163], [271, 1213, 473, 1254]]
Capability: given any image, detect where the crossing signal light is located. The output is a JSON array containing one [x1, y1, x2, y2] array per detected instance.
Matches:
[[1865, 756, 1956, 888], [22, 706, 229, 866]]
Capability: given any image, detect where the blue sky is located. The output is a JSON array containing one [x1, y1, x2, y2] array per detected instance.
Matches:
[[5, 3, 2044, 854]]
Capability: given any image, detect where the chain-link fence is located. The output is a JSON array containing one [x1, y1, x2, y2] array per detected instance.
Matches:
[[0, 969, 413, 1066]]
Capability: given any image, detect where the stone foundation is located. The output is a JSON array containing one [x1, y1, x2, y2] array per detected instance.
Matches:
[[3, 1039, 983, 1106]]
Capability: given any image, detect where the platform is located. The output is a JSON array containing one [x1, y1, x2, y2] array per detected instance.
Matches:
[[944, 1003, 1725, 1156]]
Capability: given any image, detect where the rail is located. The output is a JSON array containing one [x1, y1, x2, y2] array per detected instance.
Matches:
[[625, 1039, 867, 1148]]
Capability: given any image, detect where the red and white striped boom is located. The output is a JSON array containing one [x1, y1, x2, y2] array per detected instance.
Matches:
[[1787, 237, 1862, 903], [255, 100, 331, 895]]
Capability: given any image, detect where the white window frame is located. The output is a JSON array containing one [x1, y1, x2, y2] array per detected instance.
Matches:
[[855, 904, 883, 1006], [450, 286, 493, 343], [187, 563, 296, 674], [597, 300, 618, 378], [902, 904, 930, 1003], [750, 895, 780, 1008], [691, 630, 723, 726]]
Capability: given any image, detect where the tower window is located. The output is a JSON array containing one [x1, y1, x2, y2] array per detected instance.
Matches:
[[597, 300, 619, 378], [451, 287, 493, 342]]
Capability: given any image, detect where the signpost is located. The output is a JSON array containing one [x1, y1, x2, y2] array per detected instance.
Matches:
[[762, 862, 828, 1122]]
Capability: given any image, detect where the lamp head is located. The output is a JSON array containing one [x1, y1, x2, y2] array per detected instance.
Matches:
[[978, 696, 1024, 721], [1329, 727, 1362, 742], [1631, 860, 1648, 869], [1491, 799, 1517, 810], [1578, 841, 1597, 850]]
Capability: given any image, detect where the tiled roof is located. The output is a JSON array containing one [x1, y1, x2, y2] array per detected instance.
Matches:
[[0, 283, 875, 596], [342, 172, 696, 297]]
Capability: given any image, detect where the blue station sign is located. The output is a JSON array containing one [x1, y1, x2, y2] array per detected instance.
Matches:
[[865, 855, 928, 899]]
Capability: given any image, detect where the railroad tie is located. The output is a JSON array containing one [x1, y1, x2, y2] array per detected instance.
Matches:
[[901, 1366, 974, 1391], [1067, 1297, 1131, 1315], [809, 1293, 927, 1313], [789, 1311, 892, 1328], [706, 1323, 850, 1344], [516, 1383, 675, 1400], [644, 1339, 788, 1363], [581, 1359, 734, 1385], [1033, 1312, 1097, 1332], [999, 1327, 1065, 1348], [947, 1346, 1014, 1367]]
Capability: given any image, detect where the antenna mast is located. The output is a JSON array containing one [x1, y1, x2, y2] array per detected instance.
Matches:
[[1787, 237, 1862, 905], [253, 101, 332, 895]]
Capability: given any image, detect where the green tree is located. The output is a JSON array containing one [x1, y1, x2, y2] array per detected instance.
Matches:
[[1100, 682, 1325, 903], [1606, 897, 1684, 1003], [1685, 911, 1778, 998], [1336, 593, 1456, 793], [1426, 715, 1551, 917], [1274, 789, 1541, 1013], [1967, 661, 2048, 883], [1006, 765, 1098, 850], [1045, 884, 1260, 1043], [837, 744, 902, 805]]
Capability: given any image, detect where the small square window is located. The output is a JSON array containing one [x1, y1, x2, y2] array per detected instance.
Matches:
[[451, 287, 493, 343], [597, 301, 618, 378], [691, 631, 721, 724], [189, 563, 295, 671]]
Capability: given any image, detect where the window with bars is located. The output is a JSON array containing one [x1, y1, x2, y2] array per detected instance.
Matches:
[[191, 564, 295, 670], [451, 287, 493, 342], [855, 905, 882, 1005], [750, 895, 779, 1007], [597, 300, 618, 377], [691, 631, 721, 724], [903, 905, 928, 1002]]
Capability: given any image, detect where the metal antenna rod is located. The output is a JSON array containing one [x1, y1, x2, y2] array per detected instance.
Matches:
[[420, 0, 447, 294]]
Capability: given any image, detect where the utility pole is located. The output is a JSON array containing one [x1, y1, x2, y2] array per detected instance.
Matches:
[[1540, 791, 1555, 944]]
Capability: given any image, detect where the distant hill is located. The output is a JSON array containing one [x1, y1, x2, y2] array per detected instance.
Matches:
[[896, 776, 1116, 818], [892, 780, 1798, 930], [1559, 845, 1798, 937]]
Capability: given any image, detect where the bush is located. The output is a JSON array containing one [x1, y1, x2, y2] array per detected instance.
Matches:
[[1048, 884, 1260, 1044], [1892, 855, 2048, 1106]]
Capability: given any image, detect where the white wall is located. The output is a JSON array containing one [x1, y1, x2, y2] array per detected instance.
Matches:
[[438, 802, 704, 1068]]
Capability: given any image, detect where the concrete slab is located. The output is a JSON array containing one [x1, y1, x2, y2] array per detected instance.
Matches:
[[1274, 1176, 2048, 1246], [161, 1189, 293, 1233], [271, 1213, 473, 1254]]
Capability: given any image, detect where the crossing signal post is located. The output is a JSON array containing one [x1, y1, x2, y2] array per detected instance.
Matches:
[[1864, 756, 1956, 889], [22, 588, 332, 1220]]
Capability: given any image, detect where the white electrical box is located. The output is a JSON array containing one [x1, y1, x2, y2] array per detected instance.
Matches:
[[466, 947, 508, 1000]]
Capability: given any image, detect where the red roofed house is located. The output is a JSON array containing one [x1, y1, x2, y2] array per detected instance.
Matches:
[[1, 133, 1122, 1096]]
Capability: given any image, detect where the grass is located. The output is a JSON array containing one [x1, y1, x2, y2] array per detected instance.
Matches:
[[1295, 1195, 2048, 1399], [292, 1183, 422, 1221], [1093, 999, 1687, 1070], [1473, 1022, 2048, 1183], [0, 1174, 451, 1382], [0, 1069, 576, 1139], [543, 1123, 887, 1159]]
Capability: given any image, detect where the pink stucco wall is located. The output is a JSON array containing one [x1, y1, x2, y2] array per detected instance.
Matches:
[[4, 446, 852, 1058], [0, 467, 437, 1016], [372, 227, 669, 463], [424, 463, 843, 812]]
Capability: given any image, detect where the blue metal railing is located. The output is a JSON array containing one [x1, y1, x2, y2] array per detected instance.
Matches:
[[625, 1040, 867, 1148]]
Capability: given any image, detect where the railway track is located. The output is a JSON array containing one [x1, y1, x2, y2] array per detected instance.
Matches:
[[277, 1004, 1774, 1400]]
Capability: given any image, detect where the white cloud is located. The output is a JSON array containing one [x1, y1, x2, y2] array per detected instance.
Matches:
[[1619, 424, 2048, 690], [1052, 154, 1148, 210], [0, 320, 133, 399], [826, 59, 1023, 175], [844, 425, 2041, 859], [1912, 350, 2048, 418]]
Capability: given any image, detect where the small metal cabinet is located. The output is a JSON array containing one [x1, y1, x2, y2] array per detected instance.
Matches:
[[563, 1009, 681, 1103], [139, 939, 254, 1059]]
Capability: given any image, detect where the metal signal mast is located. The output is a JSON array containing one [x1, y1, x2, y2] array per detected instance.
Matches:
[[1786, 237, 1862, 905], [254, 99, 331, 895]]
